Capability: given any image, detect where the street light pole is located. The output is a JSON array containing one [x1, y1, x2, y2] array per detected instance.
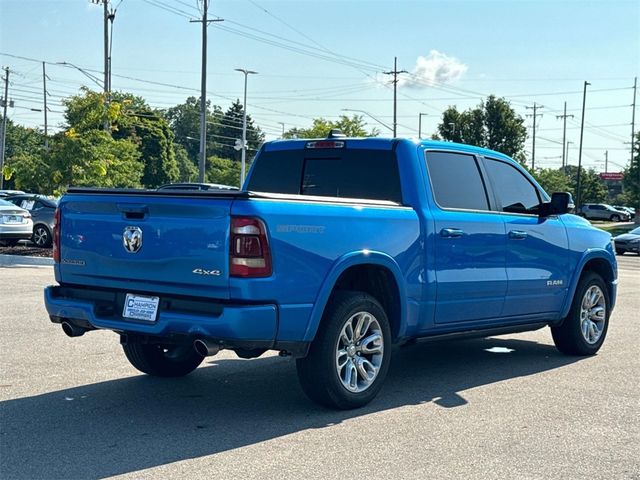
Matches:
[[235, 68, 257, 187], [565, 141, 573, 169], [576, 81, 590, 209], [341, 108, 393, 133], [418, 113, 428, 139]]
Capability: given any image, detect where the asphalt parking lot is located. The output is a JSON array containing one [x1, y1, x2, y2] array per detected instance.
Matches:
[[1, 256, 638, 480]]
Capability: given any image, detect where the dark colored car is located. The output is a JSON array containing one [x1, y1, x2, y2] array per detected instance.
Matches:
[[5, 194, 57, 247], [157, 183, 239, 191], [613, 226, 640, 255]]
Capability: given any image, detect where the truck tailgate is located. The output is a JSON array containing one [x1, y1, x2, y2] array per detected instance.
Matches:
[[57, 191, 237, 299]]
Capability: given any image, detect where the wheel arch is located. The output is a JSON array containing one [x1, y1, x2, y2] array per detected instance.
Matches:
[[561, 250, 617, 319], [303, 251, 406, 343]]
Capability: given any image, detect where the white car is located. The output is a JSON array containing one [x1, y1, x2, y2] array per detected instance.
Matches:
[[0, 199, 33, 246]]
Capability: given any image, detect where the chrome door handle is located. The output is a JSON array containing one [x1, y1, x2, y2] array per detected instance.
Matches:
[[509, 230, 528, 240], [440, 228, 464, 238]]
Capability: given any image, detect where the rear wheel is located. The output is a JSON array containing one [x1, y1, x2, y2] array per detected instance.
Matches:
[[551, 272, 609, 356], [32, 225, 52, 248], [296, 291, 391, 409], [122, 341, 204, 377]]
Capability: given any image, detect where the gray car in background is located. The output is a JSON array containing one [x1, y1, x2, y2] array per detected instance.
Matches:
[[579, 203, 631, 222], [5, 194, 57, 247]]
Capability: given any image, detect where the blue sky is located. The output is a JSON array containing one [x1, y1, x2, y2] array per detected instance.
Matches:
[[1, 0, 638, 171]]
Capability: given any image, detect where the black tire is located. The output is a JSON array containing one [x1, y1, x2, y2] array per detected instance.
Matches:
[[122, 342, 204, 377], [551, 272, 610, 356], [32, 224, 52, 248], [610, 214, 620, 222], [615, 248, 624, 255], [296, 291, 392, 409]]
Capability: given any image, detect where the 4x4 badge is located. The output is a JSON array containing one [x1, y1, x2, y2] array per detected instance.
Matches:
[[123, 226, 143, 253]]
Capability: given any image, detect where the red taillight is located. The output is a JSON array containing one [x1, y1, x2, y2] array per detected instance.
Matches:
[[230, 216, 272, 277], [52, 208, 61, 263]]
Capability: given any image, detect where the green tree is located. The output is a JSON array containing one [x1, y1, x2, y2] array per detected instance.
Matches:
[[5, 152, 52, 194], [112, 93, 179, 187], [206, 155, 240, 187], [164, 96, 223, 165], [284, 115, 378, 139], [48, 130, 143, 194], [533, 168, 572, 195], [174, 143, 198, 182], [437, 95, 527, 161], [0, 119, 47, 190], [562, 165, 608, 204], [63, 89, 179, 187], [214, 100, 265, 160]]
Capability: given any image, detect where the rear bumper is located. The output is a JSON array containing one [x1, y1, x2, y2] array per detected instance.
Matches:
[[0, 231, 32, 240], [44, 285, 277, 346]]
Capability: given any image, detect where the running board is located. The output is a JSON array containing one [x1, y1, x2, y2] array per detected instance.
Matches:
[[412, 322, 548, 344]]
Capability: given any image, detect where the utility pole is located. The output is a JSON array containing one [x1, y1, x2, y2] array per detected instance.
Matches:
[[42, 62, 49, 149], [0, 67, 9, 190], [191, 1, 223, 183], [91, 0, 112, 132], [235, 68, 257, 187], [418, 112, 428, 139], [526, 102, 543, 169], [631, 76, 637, 165], [604, 150, 608, 173], [383, 57, 407, 137], [556, 101, 574, 168], [576, 81, 590, 209], [632, 76, 639, 225]]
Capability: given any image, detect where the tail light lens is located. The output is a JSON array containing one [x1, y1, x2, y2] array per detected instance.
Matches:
[[52, 208, 61, 263], [230, 216, 272, 277]]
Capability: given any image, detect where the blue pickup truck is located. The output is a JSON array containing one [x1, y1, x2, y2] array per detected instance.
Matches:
[[44, 135, 617, 409]]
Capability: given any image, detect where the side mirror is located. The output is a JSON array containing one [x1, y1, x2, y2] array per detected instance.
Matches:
[[540, 192, 574, 217]]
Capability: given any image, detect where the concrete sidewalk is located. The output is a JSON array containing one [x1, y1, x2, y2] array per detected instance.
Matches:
[[0, 254, 54, 267]]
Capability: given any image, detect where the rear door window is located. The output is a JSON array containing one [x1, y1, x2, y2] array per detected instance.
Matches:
[[425, 151, 490, 211], [248, 148, 402, 202]]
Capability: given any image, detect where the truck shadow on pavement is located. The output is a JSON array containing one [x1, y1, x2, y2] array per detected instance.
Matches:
[[1, 336, 583, 479]]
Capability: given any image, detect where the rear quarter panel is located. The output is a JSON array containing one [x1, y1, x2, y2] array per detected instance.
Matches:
[[230, 198, 422, 341]]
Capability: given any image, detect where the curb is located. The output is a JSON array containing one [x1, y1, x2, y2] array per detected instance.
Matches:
[[0, 254, 54, 267]]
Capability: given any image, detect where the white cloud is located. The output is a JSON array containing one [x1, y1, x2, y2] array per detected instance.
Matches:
[[400, 50, 468, 88]]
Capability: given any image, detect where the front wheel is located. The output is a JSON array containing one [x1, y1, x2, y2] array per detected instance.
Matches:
[[551, 272, 609, 356], [296, 291, 392, 409], [610, 214, 621, 222], [122, 342, 204, 377]]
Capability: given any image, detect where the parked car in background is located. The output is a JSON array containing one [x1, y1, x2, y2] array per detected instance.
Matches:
[[0, 199, 33, 246], [613, 226, 640, 255], [579, 204, 631, 222], [157, 183, 239, 192], [0, 190, 25, 198], [613, 206, 635, 219], [4, 194, 57, 247]]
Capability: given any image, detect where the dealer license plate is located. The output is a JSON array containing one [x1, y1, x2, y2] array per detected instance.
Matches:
[[122, 294, 160, 322]]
